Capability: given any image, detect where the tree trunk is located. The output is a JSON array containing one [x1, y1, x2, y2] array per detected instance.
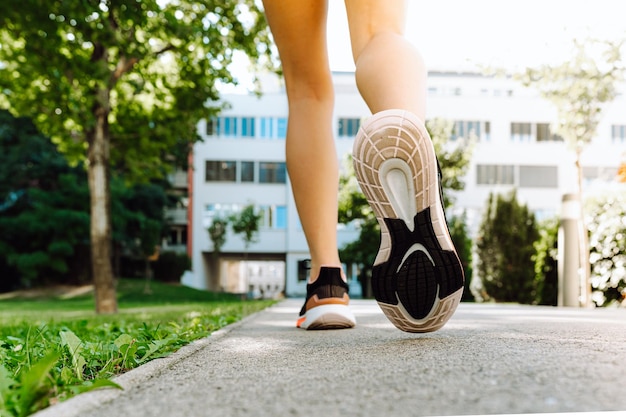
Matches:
[[574, 149, 592, 307], [88, 94, 118, 314]]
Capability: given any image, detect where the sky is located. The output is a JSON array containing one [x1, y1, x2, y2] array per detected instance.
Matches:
[[326, 0, 626, 72]]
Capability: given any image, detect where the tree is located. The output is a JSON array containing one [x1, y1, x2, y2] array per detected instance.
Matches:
[[516, 39, 625, 306], [0, 1, 272, 312], [111, 180, 169, 292], [339, 119, 474, 297], [475, 190, 539, 303], [0, 110, 90, 290], [208, 218, 229, 255], [230, 204, 262, 251]]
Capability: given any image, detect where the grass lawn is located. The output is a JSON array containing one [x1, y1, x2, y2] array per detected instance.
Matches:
[[0, 279, 276, 417]]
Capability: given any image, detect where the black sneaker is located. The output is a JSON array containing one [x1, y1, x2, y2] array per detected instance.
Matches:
[[297, 267, 356, 330], [352, 109, 464, 332]]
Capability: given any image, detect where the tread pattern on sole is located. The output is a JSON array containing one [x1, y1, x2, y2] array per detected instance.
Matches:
[[352, 109, 464, 333], [372, 209, 464, 320]]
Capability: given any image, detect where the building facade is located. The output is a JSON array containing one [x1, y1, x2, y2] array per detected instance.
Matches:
[[183, 71, 626, 298]]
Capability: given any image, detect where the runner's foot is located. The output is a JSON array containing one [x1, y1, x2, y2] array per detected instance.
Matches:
[[352, 109, 464, 332], [297, 267, 356, 330]]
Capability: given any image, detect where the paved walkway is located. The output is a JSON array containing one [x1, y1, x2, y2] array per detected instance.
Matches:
[[35, 299, 626, 417]]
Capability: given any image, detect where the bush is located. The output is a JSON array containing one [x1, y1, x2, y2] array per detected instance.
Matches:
[[152, 251, 191, 282], [533, 217, 559, 306], [585, 187, 626, 307], [448, 212, 474, 302], [475, 190, 539, 303]]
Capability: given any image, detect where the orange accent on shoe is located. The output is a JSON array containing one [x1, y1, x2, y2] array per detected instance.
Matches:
[[296, 316, 307, 328], [304, 293, 350, 312]]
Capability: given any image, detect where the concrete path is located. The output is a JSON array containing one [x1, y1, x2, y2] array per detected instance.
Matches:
[[34, 299, 626, 417]]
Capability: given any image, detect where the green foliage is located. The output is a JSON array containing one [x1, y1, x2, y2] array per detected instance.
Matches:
[[0, 280, 274, 416], [475, 190, 539, 303], [448, 213, 474, 302], [426, 118, 476, 208], [517, 39, 624, 153], [0, 0, 274, 312], [585, 187, 626, 306], [0, 110, 90, 289], [208, 217, 229, 255], [0, 110, 178, 289], [152, 251, 192, 282], [111, 179, 169, 258], [0, 0, 273, 175], [533, 217, 559, 306], [230, 204, 262, 250]]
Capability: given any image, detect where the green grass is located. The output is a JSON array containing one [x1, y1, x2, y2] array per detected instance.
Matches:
[[0, 280, 275, 417]]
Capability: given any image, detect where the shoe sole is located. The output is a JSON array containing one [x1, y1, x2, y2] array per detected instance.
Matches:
[[353, 109, 464, 333], [297, 304, 356, 330]]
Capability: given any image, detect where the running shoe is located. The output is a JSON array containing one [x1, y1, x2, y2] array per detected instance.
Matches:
[[297, 267, 356, 330], [352, 109, 464, 333]]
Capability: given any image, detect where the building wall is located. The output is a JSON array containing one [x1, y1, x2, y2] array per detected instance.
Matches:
[[185, 71, 626, 297]]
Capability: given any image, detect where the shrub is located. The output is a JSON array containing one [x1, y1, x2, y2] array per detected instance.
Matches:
[[533, 217, 559, 306], [153, 251, 191, 282], [585, 187, 626, 306], [475, 190, 539, 303], [448, 212, 474, 302]]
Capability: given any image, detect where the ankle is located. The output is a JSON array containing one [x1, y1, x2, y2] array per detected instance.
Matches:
[[309, 264, 346, 283]]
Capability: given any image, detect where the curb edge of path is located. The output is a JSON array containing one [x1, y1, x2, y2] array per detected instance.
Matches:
[[31, 302, 283, 417]]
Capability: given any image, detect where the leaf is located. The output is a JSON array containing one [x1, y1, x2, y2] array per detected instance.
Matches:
[[114, 334, 138, 369], [137, 339, 168, 364], [68, 378, 123, 396], [113, 334, 133, 350], [0, 363, 16, 412], [16, 351, 59, 417], [59, 330, 87, 381]]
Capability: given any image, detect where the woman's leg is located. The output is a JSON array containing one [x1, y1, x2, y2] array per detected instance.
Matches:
[[345, 1, 465, 332], [344, 0, 427, 119], [262, 0, 342, 283]]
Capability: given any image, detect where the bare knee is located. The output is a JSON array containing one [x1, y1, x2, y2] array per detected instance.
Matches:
[[283, 67, 334, 105]]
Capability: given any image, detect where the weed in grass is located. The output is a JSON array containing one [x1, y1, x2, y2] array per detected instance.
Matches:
[[0, 280, 275, 417]]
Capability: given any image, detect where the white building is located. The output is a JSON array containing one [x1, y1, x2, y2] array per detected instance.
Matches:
[[183, 71, 626, 298]]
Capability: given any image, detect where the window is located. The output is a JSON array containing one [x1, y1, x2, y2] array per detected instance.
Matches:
[[167, 226, 187, 246], [260, 117, 287, 139], [337, 118, 361, 138], [259, 205, 287, 229], [260, 117, 274, 139], [205, 160, 236, 182], [221, 116, 237, 137], [536, 123, 563, 142], [511, 122, 532, 142], [259, 162, 287, 184], [241, 117, 255, 137], [277, 118, 287, 139], [206, 116, 258, 138], [583, 166, 619, 183], [454, 120, 483, 140], [203, 203, 240, 228], [519, 165, 558, 188], [297, 259, 311, 282], [275, 206, 287, 229], [241, 161, 255, 182], [206, 117, 218, 136], [476, 164, 514, 185], [612, 125, 626, 143]]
